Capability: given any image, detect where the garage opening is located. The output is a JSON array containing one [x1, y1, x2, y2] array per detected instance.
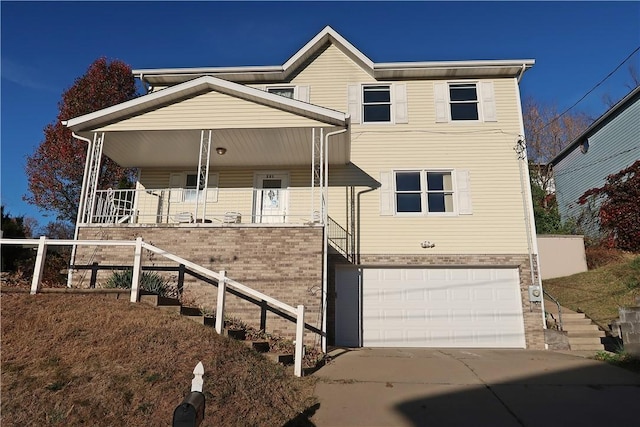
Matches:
[[335, 267, 526, 348]]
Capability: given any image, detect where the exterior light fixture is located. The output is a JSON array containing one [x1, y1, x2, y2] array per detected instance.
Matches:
[[216, 147, 227, 155]]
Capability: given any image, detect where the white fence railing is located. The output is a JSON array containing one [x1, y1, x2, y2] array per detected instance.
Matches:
[[89, 187, 323, 226], [0, 237, 306, 377]]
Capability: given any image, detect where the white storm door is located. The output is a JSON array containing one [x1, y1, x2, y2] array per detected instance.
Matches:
[[254, 173, 288, 223]]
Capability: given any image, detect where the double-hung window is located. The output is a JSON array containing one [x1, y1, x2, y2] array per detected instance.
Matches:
[[395, 170, 454, 214], [363, 85, 391, 123], [434, 81, 496, 123], [449, 83, 479, 121]]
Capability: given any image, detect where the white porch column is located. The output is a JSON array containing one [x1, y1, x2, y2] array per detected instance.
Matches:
[[82, 132, 105, 224], [195, 130, 212, 222]]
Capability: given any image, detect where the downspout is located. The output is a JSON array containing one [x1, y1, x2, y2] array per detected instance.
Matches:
[[517, 64, 527, 84], [321, 126, 348, 353], [66, 131, 94, 287]]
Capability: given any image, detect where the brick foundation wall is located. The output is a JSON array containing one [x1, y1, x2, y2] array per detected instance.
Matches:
[[75, 225, 323, 347], [328, 253, 545, 350]]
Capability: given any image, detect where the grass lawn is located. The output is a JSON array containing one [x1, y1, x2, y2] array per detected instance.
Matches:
[[543, 254, 640, 329], [1, 293, 316, 426]]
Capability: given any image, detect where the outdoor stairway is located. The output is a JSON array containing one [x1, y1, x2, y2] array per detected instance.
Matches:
[[139, 292, 295, 366], [545, 298, 606, 351]]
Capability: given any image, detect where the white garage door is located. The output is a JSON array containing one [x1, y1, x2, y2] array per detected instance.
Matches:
[[335, 267, 526, 348]]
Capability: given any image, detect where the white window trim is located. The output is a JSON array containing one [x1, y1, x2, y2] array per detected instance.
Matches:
[[362, 83, 394, 125], [170, 171, 219, 203], [265, 85, 298, 99], [393, 168, 458, 216], [435, 80, 496, 124]]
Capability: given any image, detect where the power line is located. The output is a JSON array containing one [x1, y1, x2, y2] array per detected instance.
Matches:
[[533, 45, 640, 135]]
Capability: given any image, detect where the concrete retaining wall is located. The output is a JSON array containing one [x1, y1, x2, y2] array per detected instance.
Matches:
[[537, 235, 587, 279]]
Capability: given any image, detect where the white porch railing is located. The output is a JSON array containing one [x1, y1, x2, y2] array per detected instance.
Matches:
[[0, 237, 307, 377], [89, 188, 323, 226]]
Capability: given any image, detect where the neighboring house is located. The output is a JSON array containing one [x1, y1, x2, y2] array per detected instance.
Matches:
[[63, 26, 544, 350], [550, 86, 640, 236]]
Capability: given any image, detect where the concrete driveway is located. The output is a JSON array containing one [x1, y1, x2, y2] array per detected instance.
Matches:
[[310, 348, 640, 427]]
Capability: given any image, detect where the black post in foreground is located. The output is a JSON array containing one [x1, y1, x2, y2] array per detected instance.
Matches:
[[172, 362, 205, 427]]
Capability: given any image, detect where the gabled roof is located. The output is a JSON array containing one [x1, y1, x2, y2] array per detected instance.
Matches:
[[133, 26, 535, 86], [550, 85, 640, 165], [63, 75, 348, 131]]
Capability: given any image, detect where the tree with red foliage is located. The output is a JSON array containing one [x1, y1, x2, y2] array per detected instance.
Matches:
[[24, 58, 138, 223], [578, 160, 640, 252]]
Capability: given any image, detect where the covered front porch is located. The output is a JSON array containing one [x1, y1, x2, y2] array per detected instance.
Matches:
[[64, 76, 351, 228]]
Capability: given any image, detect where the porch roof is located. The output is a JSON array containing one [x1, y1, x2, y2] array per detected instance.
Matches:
[[62, 76, 350, 168]]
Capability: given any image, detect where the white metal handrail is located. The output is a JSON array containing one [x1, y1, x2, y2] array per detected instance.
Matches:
[[89, 187, 324, 226], [0, 237, 306, 377]]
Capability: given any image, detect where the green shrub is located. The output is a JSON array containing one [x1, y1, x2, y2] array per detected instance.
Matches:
[[104, 270, 170, 297]]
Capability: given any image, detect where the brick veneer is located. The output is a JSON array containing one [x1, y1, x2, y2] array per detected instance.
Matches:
[[328, 253, 545, 350], [75, 225, 323, 346], [74, 225, 545, 351]]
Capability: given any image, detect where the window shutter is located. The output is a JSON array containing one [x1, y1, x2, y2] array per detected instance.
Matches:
[[347, 84, 361, 124], [434, 82, 448, 123], [169, 173, 183, 202], [481, 81, 497, 122], [205, 173, 219, 202], [456, 170, 473, 215], [394, 83, 408, 124], [379, 171, 394, 216], [297, 85, 310, 103]]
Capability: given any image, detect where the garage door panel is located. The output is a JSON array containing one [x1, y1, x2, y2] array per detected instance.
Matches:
[[360, 267, 525, 348]]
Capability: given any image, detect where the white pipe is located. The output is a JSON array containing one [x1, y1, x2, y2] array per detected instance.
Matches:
[[321, 127, 348, 353], [67, 132, 94, 287], [517, 64, 527, 84]]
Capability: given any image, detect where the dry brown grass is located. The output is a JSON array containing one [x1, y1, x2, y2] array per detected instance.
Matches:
[[543, 254, 640, 328], [1, 293, 316, 426]]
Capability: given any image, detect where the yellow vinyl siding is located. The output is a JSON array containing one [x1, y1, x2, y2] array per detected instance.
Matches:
[[131, 45, 529, 255], [321, 75, 528, 254], [98, 91, 326, 132], [290, 44, 375, 111], [138, 168, 317, 224]]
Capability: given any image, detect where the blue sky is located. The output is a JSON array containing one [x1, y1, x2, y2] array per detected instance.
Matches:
[[1, 1, 639, 227]]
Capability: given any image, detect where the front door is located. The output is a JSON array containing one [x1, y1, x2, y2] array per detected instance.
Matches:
[[254, 173, 288, 223]]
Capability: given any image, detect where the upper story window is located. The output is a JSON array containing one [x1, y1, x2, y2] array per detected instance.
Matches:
[[395, 170, 454, 214], [434, 81, 496, 123], [347, 83, 407, 124], [267, 87, 295, 99], [449, 83, 479, 121], [363, 85, 391, 123]]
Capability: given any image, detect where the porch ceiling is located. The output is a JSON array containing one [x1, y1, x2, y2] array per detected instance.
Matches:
[[98, 127, 350, 168]]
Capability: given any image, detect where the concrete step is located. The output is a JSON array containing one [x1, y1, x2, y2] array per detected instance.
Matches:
[[139, 293, 181, 307], [225, 328, 246, 341], [562, 323, 601, 332], [244, 340, 270, 353], [180, 306, 202, 316], [566, 330, 605, 338], [266, 353, 294, 365], [562, 318, 594, 326], [560, 313, 588, 320], [185, 315, 216, 327], [568, 336, 604, 346], [570, 343, 606, 351]]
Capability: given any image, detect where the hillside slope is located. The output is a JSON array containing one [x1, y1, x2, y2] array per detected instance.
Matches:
[[543, 255, 640, 329], [1, 293, 315, 426]]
